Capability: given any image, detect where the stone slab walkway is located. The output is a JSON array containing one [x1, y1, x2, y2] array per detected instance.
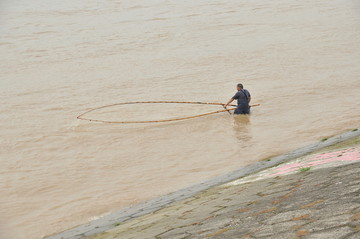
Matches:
[[84, 136, 360, 239]]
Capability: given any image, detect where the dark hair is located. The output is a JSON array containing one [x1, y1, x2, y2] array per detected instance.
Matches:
[[237, 83, 243, 89]]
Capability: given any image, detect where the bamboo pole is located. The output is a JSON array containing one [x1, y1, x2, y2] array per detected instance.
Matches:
[[77, 101, 260, 124]]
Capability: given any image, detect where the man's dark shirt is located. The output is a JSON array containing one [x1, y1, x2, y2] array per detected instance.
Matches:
[[233, 89, 250, 106], [232, 89, 251, 114]]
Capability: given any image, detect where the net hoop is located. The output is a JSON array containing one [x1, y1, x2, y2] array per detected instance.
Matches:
[[77, 101, 260, 124]]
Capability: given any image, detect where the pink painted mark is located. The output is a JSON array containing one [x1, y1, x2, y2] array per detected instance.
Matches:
[[269, 147, 360, 176]]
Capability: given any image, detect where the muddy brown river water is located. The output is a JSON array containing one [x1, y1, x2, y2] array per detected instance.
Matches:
[[1, 0, 359, 238]]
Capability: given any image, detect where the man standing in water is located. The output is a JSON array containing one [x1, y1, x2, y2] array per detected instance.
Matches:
[[224, 83, 251, 114]]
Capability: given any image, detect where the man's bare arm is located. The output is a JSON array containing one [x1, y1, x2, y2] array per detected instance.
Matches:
[[224, 98, 234, 107]]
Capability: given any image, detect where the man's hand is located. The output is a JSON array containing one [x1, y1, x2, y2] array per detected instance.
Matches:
[[224, 98, 234, 108], [223, 103, 232, 115]]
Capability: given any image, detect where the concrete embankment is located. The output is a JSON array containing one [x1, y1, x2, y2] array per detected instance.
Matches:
[[46, 129, 360, 239]]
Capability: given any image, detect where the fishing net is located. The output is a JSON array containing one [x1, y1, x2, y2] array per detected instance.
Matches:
[[77, 101, 259, 124]]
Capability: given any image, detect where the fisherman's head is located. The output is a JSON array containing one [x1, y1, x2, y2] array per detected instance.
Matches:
[[237, 83, 243, 91]]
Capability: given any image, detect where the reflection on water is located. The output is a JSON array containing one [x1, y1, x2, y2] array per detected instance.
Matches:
[[232, 114, 252, 142]]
